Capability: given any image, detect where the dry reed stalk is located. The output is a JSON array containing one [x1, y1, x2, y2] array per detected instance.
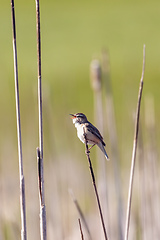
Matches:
[[35, 0, 47, 239], [10, 1, 27, 239], [90, 59, 110, 235], [124, 45, 146, 240], [83, 128, 109, 240], [35, 0, 43, 157], [69, 189, 92, 240], [36, 148, 47, 240], [78, 219, 85, 240], [102, 49, 124, 240]]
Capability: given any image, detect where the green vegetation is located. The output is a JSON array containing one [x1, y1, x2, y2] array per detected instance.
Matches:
[[1, 0, 160, 144]]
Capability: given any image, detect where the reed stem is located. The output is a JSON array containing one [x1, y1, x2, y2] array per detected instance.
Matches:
[[10, 1, 27, 239], [83, 128, 109, 240], [124, 45, 146, 240], [35, 0, 47, 239]]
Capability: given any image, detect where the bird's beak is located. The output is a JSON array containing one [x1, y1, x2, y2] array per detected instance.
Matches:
[[69, 114, 76, 119]]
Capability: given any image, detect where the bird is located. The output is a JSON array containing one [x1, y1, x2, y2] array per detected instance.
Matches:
[[70, 113, 109, 160]]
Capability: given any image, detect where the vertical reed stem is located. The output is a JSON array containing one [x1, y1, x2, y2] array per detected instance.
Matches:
[[35, 0, 47, 239], [10, 1, 27, 239], [124, 45, 146, 240], [37, 148, 47, 240], [90, 59, 110, 236], [83, 128, 109, 240], [36, 0, 43, 158]]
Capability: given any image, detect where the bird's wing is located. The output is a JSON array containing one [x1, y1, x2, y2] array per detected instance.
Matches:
[[86, 122, 106, 146]]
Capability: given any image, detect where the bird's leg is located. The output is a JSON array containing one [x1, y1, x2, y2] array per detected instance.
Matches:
[[85, 144, 95, 155], [88, 144, 96, 151]]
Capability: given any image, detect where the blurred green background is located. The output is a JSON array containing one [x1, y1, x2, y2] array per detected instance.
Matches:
[[1, 0, 160, 149], [0, 0, 160, 239]]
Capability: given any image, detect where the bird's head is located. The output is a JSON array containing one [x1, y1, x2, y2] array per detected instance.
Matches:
[[70, 113, 88, 124]]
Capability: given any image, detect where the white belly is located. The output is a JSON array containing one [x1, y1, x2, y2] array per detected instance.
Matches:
[[75, 123, 98, 145], [75, 123, 85, 143]]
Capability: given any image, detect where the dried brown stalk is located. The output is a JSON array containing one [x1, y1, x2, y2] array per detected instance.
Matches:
[[78, 219, 85, 240], [90, 59, 110, 234], [36, 148, 47, 240], [69, 189, 92, 240], [10, 1, 27, 239], [83, 128, 109, 240], [124, 45, 146, 240], [35, 0, 47, 239]]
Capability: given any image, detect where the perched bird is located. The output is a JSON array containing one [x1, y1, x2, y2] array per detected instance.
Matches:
[[70, 113, 109, 160]]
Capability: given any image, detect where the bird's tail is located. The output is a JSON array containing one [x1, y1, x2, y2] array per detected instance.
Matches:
[[97, 142, 109, 161]]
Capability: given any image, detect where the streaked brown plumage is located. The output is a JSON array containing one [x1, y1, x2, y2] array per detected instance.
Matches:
[[70, 113, 109, 160]]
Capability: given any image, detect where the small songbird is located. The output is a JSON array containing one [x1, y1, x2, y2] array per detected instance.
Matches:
[[70, 113, 109, 160]]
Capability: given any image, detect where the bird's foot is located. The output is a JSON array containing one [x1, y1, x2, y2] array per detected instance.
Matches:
[[85, 149, 90, 155]]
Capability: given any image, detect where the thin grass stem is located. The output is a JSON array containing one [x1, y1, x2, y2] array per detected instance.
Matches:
[[83, 128, 109, 240], [90, 59, 110, 236], [78, 219, 85, 240], [124, 44, 146, 240], [35, 0, 47, 239], [69, 189, 92, 240], [36, 148, 47, 240], [10, 1, 27, 239], [35, 0, 43, 158]]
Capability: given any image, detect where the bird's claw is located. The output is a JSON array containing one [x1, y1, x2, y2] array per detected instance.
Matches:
[[85, 150, 90, 155]]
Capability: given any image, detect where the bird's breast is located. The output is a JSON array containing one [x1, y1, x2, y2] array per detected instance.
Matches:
[[75, 123, 100, 145], [76, 124, 85, 143]]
